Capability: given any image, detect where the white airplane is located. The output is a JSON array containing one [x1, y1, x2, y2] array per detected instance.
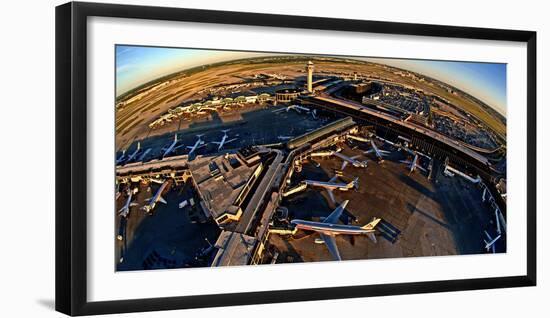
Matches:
[[142, 180, 169, 214], [212, 129, 238, 151], [137, 148, 152, 162], [116, 150, 126, 165], [375, 136, 400, 148], [291, 200, 381, 261], [483, 230, 501, 254], [364, 140, 390, 161], [118, 188, 138, 218], [186, 134, 206, 155], [304, 176, 359, 205], [161, 134, 184, 158], [124, 142, 141, 163], [400, 153, 426, 174], [333, 151, 368, 170], [273, 104, 317, 117]]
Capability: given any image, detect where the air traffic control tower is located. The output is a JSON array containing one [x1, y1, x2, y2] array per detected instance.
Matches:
[[306, 60, 314, 93]]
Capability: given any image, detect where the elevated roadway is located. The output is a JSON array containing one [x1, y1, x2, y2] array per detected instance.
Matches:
[[304, 95, 503, 181]]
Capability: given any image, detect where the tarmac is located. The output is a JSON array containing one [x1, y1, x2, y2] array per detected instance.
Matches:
[[269, 140, 498, 263], [115, 104, 335, 271]]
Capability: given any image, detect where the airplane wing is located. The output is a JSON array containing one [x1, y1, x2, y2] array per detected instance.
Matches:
[[186, 146, 193, 149], [323, 201, 347, 224], [417, 166, 427, 173], [341, 161, 348, 170], [328, 175, 338, 183], [364, 149, 374, 154], [158, 196, 167, 204], [211, 141, 221, 145], [320, 233, 342, 261], [351, 155, 361, 159], [226, 138, 238, 144], [326, 189, 336, 205], [380, 150, 391, 154]]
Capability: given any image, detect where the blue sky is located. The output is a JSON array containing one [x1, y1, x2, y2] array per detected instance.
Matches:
[[116, 45, 506, 116], [115, 45, 264, 96]]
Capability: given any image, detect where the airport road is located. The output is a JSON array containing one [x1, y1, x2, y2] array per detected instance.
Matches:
[[311, 95, 491, 166]]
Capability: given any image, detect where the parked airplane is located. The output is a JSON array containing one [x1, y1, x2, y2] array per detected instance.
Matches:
[[124, 142, 142, 163], [364, 140, 390, 161], [483, 230, 501, 254], [400, 153, 426, 174], [118, 188, 138, 218], [186, 134, 206, 155], [273, 105, 317, 118], [116, 150, 126, 165], [161, 134, 184, 158], [375, 136, 400, 148], [273, 104, 309, 114], [290, 200, 381, 261], [142, 180, 170, 214], [212, 129, 238, 151], [137, 148, 152, 162], [333, 151, 368, 170], [304, 176, 359, 205]]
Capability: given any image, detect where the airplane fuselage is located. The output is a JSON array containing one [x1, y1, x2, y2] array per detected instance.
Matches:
[[138, 148, 151, 161], [410, 154, 419, 172], [163, 141, 178, 157], [371, 140, 383, 158], [304, 180, 353, 191], [188, 139, 204, 154], [291, 220, 373, 235], [119, 192, 134, 217], [126, 145, 141, 163], [333, 152, 367, 168], [143, 181, 169, 212], [217, 135, 227, 150]]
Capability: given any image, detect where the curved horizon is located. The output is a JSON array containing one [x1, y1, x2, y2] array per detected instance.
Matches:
[[116, 45, 506, 117]]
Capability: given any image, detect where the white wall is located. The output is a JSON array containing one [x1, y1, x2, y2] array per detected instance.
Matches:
[[0, 0, 546, 317]]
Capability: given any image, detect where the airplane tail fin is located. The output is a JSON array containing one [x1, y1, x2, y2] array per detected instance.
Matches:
[[361, 217, 381, 231], [137, 142, 141, 150], [159, 196, 167, 204], [174, 134, 178, 141]]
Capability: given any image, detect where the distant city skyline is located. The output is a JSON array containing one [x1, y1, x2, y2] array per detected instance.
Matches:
[[116, 45, 506, 116]]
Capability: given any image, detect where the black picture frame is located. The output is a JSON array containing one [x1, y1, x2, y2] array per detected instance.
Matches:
[[55, 1, 537, 316]]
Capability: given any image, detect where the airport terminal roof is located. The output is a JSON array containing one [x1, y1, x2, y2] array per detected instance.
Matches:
[[287, 116, 355, 150], [188, 153, 260, 219], [211, 231, 257, 267]]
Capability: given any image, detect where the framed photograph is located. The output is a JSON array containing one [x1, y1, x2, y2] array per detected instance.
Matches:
[[55, 1, 536, 316]]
